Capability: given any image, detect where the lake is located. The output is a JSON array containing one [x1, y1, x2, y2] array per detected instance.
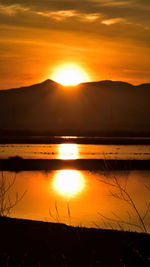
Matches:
[[0, 142, 150, 232]]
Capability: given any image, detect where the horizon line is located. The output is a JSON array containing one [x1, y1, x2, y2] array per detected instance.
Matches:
[[1, 78, 150, 91]]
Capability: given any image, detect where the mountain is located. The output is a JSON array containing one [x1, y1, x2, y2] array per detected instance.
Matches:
[[0, 79, 150, 137]]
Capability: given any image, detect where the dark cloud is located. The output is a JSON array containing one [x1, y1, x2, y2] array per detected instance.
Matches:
[[0, 0, 150, 17]]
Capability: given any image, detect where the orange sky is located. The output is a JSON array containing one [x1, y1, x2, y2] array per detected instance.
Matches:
[[0, 0, 150, 89]]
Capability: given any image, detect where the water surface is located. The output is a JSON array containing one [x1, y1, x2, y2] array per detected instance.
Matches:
[[1, 141, 150, 232], [1, 143, 150, 160], [3, 169, 150, 232]]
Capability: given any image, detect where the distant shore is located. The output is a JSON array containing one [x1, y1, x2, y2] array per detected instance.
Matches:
[[0, 216, 149, 267], [0, 136, 150, 145], [1, 157, 150, 171]]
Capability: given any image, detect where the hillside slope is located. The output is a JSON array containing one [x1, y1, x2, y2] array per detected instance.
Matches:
[[0, 80, 150, 136]]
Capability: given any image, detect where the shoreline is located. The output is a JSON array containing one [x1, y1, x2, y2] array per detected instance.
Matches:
[[0, 158, 150, 171], [1, 136, 150, 145]]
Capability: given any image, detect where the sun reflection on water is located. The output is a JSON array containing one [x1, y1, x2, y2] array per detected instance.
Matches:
[[61, 136, 77, 139], [53, 170, 85, 198], [59, 144, 78, 159]]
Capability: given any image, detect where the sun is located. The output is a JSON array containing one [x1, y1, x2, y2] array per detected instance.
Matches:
[[51, 63, 89, 86]]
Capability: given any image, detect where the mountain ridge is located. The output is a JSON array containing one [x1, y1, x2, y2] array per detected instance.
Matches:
[[0, 79, 150, 136], [1, 79, 150, 92]]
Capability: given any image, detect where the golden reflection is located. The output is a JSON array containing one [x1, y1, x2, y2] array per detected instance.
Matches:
[[61, 136, 77, 139], [53, 170, 85, 198], [59, 144, 78, 159]]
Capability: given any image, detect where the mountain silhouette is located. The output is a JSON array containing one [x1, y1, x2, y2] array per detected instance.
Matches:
[[0, 80, 150, 136]]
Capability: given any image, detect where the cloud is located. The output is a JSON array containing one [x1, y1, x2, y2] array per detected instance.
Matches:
[[36, 10, 100, 22], [0, 4, 29, 15], [84, 13, 100, 21], [0, 0, 133, 13], [0, 0, 150, 45], [101, 17, 125, 25], [100, 1, 132, 7], [36, 10, 77, 21]]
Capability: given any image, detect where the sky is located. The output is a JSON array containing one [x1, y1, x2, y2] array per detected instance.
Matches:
[[0, 0, 150, 89]]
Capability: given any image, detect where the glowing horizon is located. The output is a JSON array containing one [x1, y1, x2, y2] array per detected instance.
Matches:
[[0, 1, 150, 90]]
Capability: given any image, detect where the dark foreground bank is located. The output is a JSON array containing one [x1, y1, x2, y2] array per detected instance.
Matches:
[[0, 217, 149, 267]]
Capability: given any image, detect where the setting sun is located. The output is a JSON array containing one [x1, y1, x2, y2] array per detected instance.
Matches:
[[51, 63, 89, 86]]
